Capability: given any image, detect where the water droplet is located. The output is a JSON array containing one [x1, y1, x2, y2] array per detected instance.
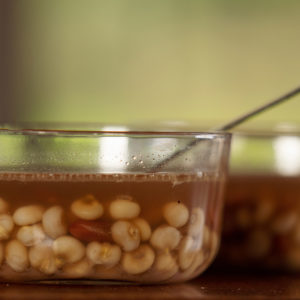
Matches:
[[132, 155, 137, 160], [125, 162, 129, 166], [139, 160, 144, 164]]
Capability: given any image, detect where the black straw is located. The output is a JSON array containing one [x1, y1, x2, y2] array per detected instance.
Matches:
[[216, 85, 300, 131], [153, 85, 300, 170]]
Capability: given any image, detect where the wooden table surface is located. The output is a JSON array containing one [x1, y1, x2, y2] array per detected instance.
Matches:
[[1, 270, 300, 300]]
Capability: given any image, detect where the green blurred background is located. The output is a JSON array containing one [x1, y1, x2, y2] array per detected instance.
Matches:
[[1, 0, 300, 126]]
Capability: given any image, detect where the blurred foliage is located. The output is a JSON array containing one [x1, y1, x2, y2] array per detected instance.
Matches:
[[10, 0, 300, 126]]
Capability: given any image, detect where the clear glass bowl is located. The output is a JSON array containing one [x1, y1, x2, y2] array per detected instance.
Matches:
[[0, 124, 231, 283], [219, 126, 300, 271]]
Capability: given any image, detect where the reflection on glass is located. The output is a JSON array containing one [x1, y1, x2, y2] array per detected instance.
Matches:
[[98, 126, 129, 172], [274, 136, 300, 175]]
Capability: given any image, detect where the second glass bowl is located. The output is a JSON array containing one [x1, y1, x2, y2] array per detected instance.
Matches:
[[220, 127, 300, 270]]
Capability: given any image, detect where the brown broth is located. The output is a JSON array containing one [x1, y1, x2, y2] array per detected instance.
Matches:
[[0, 172, 224, 283], [0, 172, 223, 226], [219, 174, 300, 270]]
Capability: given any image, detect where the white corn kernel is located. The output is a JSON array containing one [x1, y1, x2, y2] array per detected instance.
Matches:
[[13, 205, 44, 226], [17, 224, 46, 247], [122, 244, 155, 275], [0, 214, 14, 240], [6, 239, 29, 272], [111, 220, 140, 252], [29, 244, 57, 275], [42, 206, 67, 239], [188, 208, 205, 237], [63, 258, 92, 278], [53, 236, 85, 265], [163, 202, 189, 228], [150, 225, 181, 250], [71, 194, 104, 220], [153, 252, 178, 280], [109, 197, 140, 220], [86, 242, 121, 267], [0, 198, 9, 214], [178, 236, 198, 270], [132, 218, 151, 241]]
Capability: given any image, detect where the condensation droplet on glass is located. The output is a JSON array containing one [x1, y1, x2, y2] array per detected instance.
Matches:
[[132, 155, 137, 160], [139, 160, 144, 164], [125, 162, 129, 166]]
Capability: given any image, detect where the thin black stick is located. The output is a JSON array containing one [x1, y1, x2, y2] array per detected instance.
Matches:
[[153, 85, 300, 171], [215, 85, 300, 131]]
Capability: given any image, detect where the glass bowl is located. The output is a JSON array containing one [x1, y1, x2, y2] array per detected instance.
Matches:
[[219, 125, 300, 271], [0, 124, 231, 283]]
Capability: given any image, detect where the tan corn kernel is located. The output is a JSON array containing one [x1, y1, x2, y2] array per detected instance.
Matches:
[[6, 239, 29, 272], [150, 225, 181, 250], [271, 211, 298, 235], [42, 206, 67, 239], [17, 224, 46, 246], [63, 258, 92, 278], [86, 242, 121, 267], [0, 214, 14, 240], [122, 244, 155, 274], [53, 236, 85, 266], [132, 218, 152, 241], [235, 208, 252, 229], [111, 220, 140, 252], [178, 236, 198, 270], [153, 251, 178, 281], [163, 202, 189, 228], [13, 205, 44, 226], [245, 229, 271, 259], [71, 194, 104, 220], [203, 225, 211, 248], [180, 251, 205, 279], [29, 244, 57, 275], [253, 199, 274, 225], [0, 243, 3, 265], [109, 197, 140, 220], [292, 222, 300, 244]]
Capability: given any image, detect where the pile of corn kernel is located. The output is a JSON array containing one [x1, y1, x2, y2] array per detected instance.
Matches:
[[0, 195, 217, 282]]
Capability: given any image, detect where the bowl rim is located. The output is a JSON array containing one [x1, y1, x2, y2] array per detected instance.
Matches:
[[0, 122, 232, 137]]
